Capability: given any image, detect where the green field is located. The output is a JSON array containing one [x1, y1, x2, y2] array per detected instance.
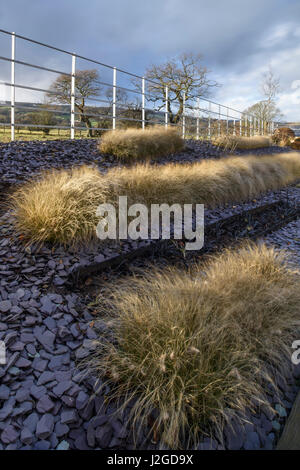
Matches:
[[0, 126, 98, 142]]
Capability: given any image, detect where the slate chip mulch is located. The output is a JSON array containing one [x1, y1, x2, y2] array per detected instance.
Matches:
[[0, 139, 299, 450]]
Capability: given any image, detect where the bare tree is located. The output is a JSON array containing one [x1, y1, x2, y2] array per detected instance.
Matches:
[[28, 108, 58, 136], [244, 66, 283, 130], [140, 53, 218, 124], [260, 66, 281, 103], [244, 100, 283, 124], [47, 69, 101, 137], [105, 88, 151, 129], [118, 101, 145, 129], [105, 87, 128, 107]]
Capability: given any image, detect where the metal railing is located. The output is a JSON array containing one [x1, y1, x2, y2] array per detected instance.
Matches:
[[0, 29, 275, 141]]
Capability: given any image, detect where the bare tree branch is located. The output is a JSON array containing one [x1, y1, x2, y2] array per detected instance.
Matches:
[[134, 53, 219, 124], [47, 69, 101, 137], [260, 66, 281, 103], [244, 66, 283, 129]]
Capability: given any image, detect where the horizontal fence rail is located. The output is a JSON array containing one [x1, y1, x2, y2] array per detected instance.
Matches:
[[0, 29, 275, 142]]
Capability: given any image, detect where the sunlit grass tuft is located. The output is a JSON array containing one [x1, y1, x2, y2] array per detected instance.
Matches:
[[99, 126, 184, 161], [11, 152, 300, 246], [214, 134, 271, 150], [10, 166, 111, 246], [86, 243, 300, 448]]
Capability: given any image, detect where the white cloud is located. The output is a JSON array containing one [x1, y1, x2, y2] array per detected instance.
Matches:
[[291, 80, 300, 90], [260, 23, 292, 48], [1, 0, 300, 121], [0, 84, 9, 102]]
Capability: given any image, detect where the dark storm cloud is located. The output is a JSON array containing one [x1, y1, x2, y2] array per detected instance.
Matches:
[[1, 0, 300, 119]]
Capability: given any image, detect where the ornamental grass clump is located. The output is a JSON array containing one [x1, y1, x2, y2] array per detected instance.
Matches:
[[10, 166, 110, 246], [99, 126, 184, 161], [87, 244, 300, 448], [11, 152, 300, 246], [272, 127, 295, 146], [214, 134, 271, 150]]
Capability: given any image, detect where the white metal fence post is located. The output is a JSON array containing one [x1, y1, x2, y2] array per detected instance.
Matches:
[[218, 104, 221, 136], [11, 32, 16, 142], [142, 77, 145, 130], [112, 67, 117, 130], [70, 54, 76, 140], [196, 98, 199, 140], [182, 91, 186, 138], [165, 85, 168, 128], [208, 101, 211, 139], [226, 107, 229, 135], [239, 116, 242, 136]]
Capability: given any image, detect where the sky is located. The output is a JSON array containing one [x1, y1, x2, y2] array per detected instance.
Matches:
[[1, 0, 300, 121]]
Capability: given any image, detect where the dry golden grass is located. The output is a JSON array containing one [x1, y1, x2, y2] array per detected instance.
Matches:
[[214, 134, 271, 150], [86, 243, 300, 448], [10, 166, 111, 246], [272, 127, 295, 146], [99, 126, 184, 161], [11, 152, 300, 245], [290, 137, 300, 150]]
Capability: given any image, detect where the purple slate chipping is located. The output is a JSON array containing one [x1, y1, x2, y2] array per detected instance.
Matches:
[[37, 370, 55, 385], [1, 425, 19, 444], [36, 330, 56, 349], [60, 410, 78, 424], [52, 380, 73, 397], [0, 384, 10, 400], [20, 428, 33, 445], [76, 391, 89, 410], [0, 300, 12, 313], [23, 412, 39, 433], [36, 414, 55, 439], [36, 395, 55, 413]]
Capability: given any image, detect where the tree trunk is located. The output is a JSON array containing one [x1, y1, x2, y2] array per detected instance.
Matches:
[[77, 101, 93, 137], [167, 100, 175, 124], [174, 99, 184, 124], [79, 113, 93, 137]]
